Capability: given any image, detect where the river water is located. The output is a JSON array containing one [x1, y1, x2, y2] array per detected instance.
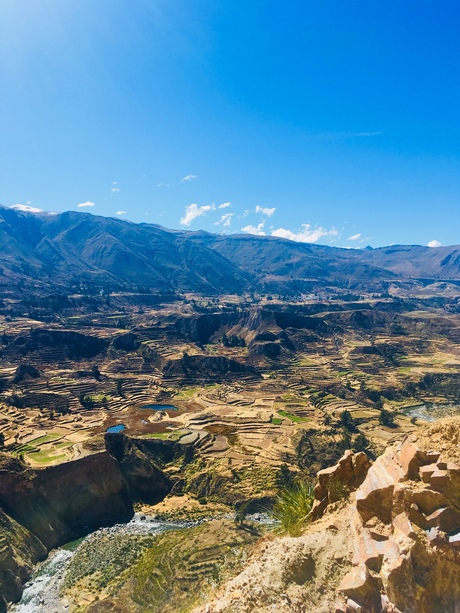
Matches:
[[402, 402, 460, 422], [10, 514, 185, 612], [10, 512, 270, 612], [11, 548, 74, 613]]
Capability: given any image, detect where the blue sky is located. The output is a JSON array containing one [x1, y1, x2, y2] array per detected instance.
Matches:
[[1, 0, 459, 248]]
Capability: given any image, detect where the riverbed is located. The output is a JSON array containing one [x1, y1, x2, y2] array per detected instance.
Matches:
[[402, 402, 460, 422], [10, 511, 271, 612], [10, 514, 186, 612]]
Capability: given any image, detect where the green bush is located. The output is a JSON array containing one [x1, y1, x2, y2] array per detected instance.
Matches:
[[379, 409, 396, 427], [326, 475, 349, 502], [272, 480, 314, 536]]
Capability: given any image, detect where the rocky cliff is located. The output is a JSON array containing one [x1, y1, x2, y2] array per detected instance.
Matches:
[[196, 418, 460, 613], [0, 508, 47, 612], [0, 451, 132, 551], [0, 433, 186, 609]]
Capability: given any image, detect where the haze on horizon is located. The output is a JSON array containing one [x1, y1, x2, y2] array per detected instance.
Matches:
[[1, 0, 459, 249]]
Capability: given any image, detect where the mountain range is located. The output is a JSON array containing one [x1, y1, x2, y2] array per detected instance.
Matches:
[[1, 205, 460, 295]]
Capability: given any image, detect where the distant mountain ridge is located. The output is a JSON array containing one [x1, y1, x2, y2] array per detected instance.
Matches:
[[1, 205, 459, 294]]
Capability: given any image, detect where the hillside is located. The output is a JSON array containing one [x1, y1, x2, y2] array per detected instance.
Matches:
[[1, 206, 460, 295]]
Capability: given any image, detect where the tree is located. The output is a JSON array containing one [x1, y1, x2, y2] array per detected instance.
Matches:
[[0, 432, 4, 448], [339, 428, 352, 451], [234, 501, 250, 526], [55, 399, 70, 415], [116, 379, 124, 397], [354, 433, 369, 452], [379, 409, 396, 427], [340, 410, 355, 431], [276, 463, 295, 488], [79, 392, 94, 409]]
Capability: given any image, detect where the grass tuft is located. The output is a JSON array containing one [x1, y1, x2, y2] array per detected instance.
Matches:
[[272, 480, 314, 536]]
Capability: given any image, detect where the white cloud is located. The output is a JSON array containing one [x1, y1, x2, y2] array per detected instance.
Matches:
[[317, 131, 383, 141], [180, 174, 197, 183], [339, 131, 382, 138], [116, 210, 127, 215], [427, 240, 442, 248], [180, 203, 215, 226], [241, 222, 266, 236], [10, 204, 43, 213], [110, 188, 120, 193], [255, 205, 276, 217], [214, 213, 234, 228], [218, 202, 231, 209], [271, 224, 338, 243], [77, 201, 95, 208], [348, 233, 362, 241]]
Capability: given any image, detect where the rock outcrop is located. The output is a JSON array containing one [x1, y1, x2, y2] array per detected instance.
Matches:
[[104, 433, 173, 503], [197, 418, 460, 613], [311, 450, 372, 520], [0, 452, 133, 551], [336, 435, 460, 613], [0, 508, 47, 613], [162, 353, 258, 381], [0, 434, 184, 608]]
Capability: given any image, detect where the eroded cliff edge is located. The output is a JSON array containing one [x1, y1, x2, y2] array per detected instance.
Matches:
[[0, 433, 187, 611], [195, 417, 460, 613]]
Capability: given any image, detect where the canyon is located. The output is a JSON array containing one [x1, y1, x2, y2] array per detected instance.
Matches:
[[1, 210, 460, 611]]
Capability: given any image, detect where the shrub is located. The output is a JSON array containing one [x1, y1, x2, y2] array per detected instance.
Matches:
[[296, 430, 348, 472], [353, 433, 369, 452], [340, 410, 355, 431], [276, 463, 295, 488], [379, 409, 396, 427], [327, 475, 349, 502], [272, 480, 314, 536]]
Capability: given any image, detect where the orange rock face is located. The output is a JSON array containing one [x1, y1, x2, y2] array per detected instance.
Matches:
[[312, 450, 372, 519], [330, 437, 460, 613]]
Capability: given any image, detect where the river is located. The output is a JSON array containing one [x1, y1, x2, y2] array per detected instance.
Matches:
[[402, 401, 460, 422], [10, 511, 271, 612], [10, 514, 186, 612]]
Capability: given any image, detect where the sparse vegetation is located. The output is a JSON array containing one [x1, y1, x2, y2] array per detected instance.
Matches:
[[64, 520, 262, 612], [141, 431, 186, 441]]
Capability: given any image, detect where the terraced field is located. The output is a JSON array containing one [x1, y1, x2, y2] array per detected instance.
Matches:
[[1, 296, 460, 479]]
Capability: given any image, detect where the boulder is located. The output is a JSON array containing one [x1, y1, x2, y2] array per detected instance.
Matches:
[[419, 464, 438, 483], [425, 506, 460, 533], [312, 450, 371, 519], [355, 461, 395, 523], [411, 488, 449, 515], [399, 440, 421, 480], [339, 564, 381, 611]]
